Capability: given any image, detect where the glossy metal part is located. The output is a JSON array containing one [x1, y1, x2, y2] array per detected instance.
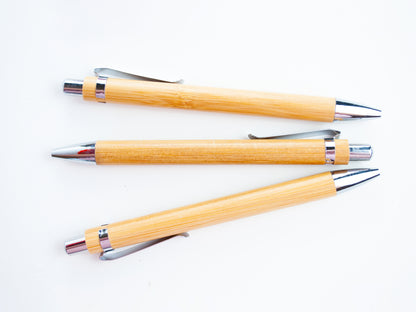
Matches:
[[99, 233, 189, 261], [249, 129, 372, 163], [324, 139, 336, 164], [349, 144, 373, 161], [95, 76, 107, 102], [63, 68, 183, 98], [334, 101, 381, 120], [94, 68, 184, 84], [331, 168, 380, 192], [93, 68, 183, 102], [98, 228, 112, 252], [65, 237, 87, 254], [63, 79, 83, 95], [51, 142, 96, 162], [248, 129, 340, 140]]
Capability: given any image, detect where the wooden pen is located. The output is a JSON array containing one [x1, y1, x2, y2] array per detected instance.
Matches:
[[51, 130, 372, 165], [63, 68, 381, 122], [65, 168, 380, 260]]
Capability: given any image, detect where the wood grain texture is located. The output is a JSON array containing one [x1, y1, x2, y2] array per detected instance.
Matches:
[[334, 139, 350, 164], [95, 139, 350, 165], [82, 77, 336, 121], [82, 76, 96, 99], [85, 172, 337, 253]]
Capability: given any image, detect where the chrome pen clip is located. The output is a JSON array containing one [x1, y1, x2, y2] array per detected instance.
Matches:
[[91, 68, 183, 103], [248, 129, 341, 140], [63, 68, 183, 96], [99, 232, 189, 261], [94, 67, 184, 84], [249, 129, 341, 164]]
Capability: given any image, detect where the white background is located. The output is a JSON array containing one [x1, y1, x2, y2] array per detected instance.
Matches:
[[1, 1, 415, 311]]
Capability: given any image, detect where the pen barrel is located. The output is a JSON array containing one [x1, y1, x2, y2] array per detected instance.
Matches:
[[85, 172, 337, 253], [95, 140, 350, 165], [83, 77, 336, 121]]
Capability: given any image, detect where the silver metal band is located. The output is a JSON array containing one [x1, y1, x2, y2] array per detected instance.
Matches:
[[98, 228, 113, 251], [96, 76, 107, 102], [324, 139, 336, 164]]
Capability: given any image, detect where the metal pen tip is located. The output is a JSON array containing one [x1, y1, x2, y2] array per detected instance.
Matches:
[[331, 168, 380, 192], [335, 101, 381, 120], [51, 143, 96, 162]]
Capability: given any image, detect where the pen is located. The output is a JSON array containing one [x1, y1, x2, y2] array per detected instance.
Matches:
[[64, 68, 381, 122], [65, 168, 379, 260], [51, 130, 372, 165]]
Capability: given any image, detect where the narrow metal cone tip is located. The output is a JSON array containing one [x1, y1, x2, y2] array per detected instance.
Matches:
[[51, 143, 96, 162], [335, 101, 381, 120], [332, 168, 379, 192]]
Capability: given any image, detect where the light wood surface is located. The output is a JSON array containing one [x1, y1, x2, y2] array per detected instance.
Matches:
[[85, 171, 337, 253], [82, 77, 336, 121], [334, 140, 350, 164], [94, 139, 350, 165]]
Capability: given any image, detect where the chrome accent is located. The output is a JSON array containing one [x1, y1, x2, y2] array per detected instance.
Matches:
[[94, 67, 183, 101], [51, 142, 96, 162], [98, 228, 112, 252], [349, 144, 373, 161], [100, 233, 189, 261], [331, 168, 380, 192], [94, 68, 184, 84], [248, 129, 340, 140], [95, 76, 107, 102], [324, 139, 336, 164], [65, 237, 87, 254], [249, 129, 372, 164], [63, 79, 83, 95], [334, 100, 381, 120], [63, 68, 183, 98]]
